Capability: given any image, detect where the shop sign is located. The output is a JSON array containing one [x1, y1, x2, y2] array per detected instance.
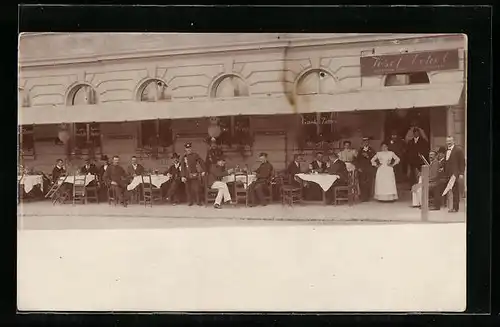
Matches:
[[360, 49, 460, 76]]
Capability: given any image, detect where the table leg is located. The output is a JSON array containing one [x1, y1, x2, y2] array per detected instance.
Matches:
[[323, 190, 327, 205]]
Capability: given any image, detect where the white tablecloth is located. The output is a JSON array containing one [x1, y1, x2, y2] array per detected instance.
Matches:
[[295, 173, 340, 192], [127, 175, 170, 191], [222, 174, 257, 189], [18, 175, 43, 193], [58, 174, 96, 186]]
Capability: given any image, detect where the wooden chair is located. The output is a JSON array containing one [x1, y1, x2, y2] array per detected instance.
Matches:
[[233, 172, 249, 206], [281, 175, 303, 206], [333, 171, 358, 206], [140, 174, 162, 207], [85, 174, 99, 204], [46, 174, 70, 205], [204, 175, 219, 207], [72, 174, 87, 205]]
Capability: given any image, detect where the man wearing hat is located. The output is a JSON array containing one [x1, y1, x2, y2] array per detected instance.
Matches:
[[208, 156, 233, 209], [180, 142, 205, 206], [205, 137, 223, 171], [355, 137, 376, 202], [248, 152, 274, 206], [163, 152, 183, 205]]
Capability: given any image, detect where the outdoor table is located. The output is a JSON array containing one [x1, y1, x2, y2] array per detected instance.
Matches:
[[127, 174, 170, 191], [58, 174, 96, 186], [222, 173, 257, 189], [295, 173, 340, 204], [18, 175, 44, 193]]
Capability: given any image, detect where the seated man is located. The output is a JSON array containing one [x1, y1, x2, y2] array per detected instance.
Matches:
[[248, 152, 274, 207], [208, 156, 234, 209], [286, 154, 302, 186], [52, 159, 66, 183], [127, 156, 145, 177], [103, 155, 129, 207], [163, 153, 183, 205], [326, 152, 348, 186], [81, 158, 98, 175], [309, 151, 326, 173]]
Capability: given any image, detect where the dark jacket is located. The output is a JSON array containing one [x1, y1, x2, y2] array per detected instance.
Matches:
[[445, 145, 465, 178], [98, 164, 109, 182], [81, 163, 98, 175], [310, 160, 326, 173], [287, 161, 302, 176], [103, 164, 128, 188], [386, 138, 406, 158], [255, 161, 274, 181], [208, 164, 229, 186], [205, 148, 223, 170], [327, 159, 349, 185], [52, 166, 66, 183], [429, 159, 441, 185], [181, 152, 205, 179], [355, 146, 376, 172], [126, 163, 145, 176], [406, 137, 429, 166], [165, 162, 182, 181]]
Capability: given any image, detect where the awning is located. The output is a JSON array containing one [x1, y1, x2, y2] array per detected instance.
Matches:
[[18, 82, 464, 125]]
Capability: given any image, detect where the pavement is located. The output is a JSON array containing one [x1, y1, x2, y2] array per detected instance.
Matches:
[[18, 198, 466, 230]]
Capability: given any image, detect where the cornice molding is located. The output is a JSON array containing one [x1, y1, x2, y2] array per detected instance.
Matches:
[[19, 33, 463, 68]]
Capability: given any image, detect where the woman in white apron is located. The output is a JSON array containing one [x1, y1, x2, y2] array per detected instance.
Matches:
[[371, 142, 401, 202]]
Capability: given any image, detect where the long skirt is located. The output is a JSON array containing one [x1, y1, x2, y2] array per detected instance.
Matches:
[[374, 165, 398, 201]]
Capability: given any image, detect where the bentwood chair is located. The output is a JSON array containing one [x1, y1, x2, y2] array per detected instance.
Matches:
[[85, 174, 99, 203], [72, 174, 87, 205], [280, 175, 303, 207], [233, 172, 249, 206], [333, 170, 358, 206], [140, 174, 162, 207]]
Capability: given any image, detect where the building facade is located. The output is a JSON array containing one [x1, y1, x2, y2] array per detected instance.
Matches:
[[18, 33, 466, 172]]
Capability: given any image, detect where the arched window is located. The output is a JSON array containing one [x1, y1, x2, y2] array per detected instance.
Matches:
[[296, 69, 336, 95], [70, 84, 97, 105], [211, 75, 249, 98], [139, 79, 171, 102], [136, 79, 173, 153], [67, 84, 100, 156], [384, 72, 430, 86]]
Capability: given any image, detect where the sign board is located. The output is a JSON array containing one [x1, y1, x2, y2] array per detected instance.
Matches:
[[360, 49, 460, 76]]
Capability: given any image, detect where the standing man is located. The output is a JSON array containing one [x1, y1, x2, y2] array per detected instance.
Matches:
[[405, 120, 429, 143], [180, 142, 205, 206], [103, 155, 129, 207], [97, 155, 110, 202], [248, 153, 274, 207], [208, 156, 233, 209], [406, 128, 429, 186], [355, 137, 376, 202], [164, 153, 183, 205], [444, 136, 465, 213], [386, 130, 406, 182], [205, 137, 223, 171], [126, 156, 145, 177]]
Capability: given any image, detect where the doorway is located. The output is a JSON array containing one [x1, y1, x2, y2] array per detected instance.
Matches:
[[383, 108, 431, 142]]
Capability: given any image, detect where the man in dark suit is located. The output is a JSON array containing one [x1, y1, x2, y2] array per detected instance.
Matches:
[[386, 130, 406, 182], [355, 137, 376, 202], [406, 128, 429, 186], [205, 137, 223, 171], [180, 142, 205, 206], [428, 151, 444, 210], [163, 153, 183, 205], [103, 155, 129, 207], [51, 159, 66, 183], [248, 152, 274, 207], [81, 159, 98, 175], [126, 156, 145, 177], [326, 152, 349, 186], [286, 154, 302, 186], [444, 136, 465, 212], [97, 155, 110, 201], [309, 152, 326, 173]]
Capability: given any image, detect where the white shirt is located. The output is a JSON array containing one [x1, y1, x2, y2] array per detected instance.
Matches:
[[446, 145, 454, 161], [103, 165, 108, 171], [132, 164, 138, 170], [174, 163, 180, 171], [413, 137, 419, 143]]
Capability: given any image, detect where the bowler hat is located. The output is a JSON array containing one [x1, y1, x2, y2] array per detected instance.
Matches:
[[100, 155, 109, 161], [259, 152, 268, 157]]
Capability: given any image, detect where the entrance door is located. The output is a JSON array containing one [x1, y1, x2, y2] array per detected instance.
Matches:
[[384, 108, 431, 142]]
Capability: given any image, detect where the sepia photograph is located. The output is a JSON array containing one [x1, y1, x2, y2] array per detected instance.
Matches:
[[17, 32, 467, 312]]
